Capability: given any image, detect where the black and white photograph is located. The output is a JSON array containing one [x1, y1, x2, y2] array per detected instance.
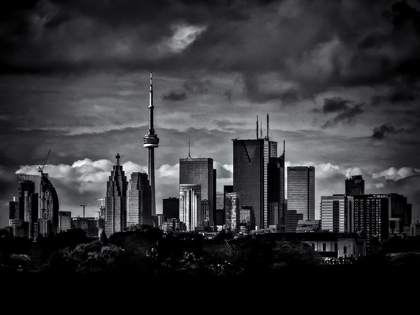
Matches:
[[1, 0, 420, 300]]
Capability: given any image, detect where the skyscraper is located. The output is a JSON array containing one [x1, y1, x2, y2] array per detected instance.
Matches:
[[105, 153, 128, 236], [268, 141, 286, 228], [127, 172, 152, 229], [143, 72, 159, 219], [233, 136, 277, 230], [179, 184, 201, 231], [38, 173, 59, 236], [345, 175, 365, 195], [287, 166, 315, 221], [179, 147, 216, 230]]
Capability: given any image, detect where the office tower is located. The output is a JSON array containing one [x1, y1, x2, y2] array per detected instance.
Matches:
[[347, 194, 389, 251], [163, 197, 179, 219], [287, 166, 315, 221], [72, 217, 99, 237], [8, 198, 19, 227], [38, 173, 59, 236], [345, 175, 365, 195], [143, 72, 159, 218], [179, 147, 216, 229], [321, 194, 346, 233], [233, 125, 278, 230], [127, 172, 152, 228], [58, 211, 72, 232], [179, 184, 201, 231], [105, 153, 128, 236], [215, 192, 225, 226], [225, 192, 239, 231], [268, 140, 286, 228]]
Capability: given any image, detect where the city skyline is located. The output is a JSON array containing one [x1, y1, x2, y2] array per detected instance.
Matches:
[[1, 0, 420, 228]]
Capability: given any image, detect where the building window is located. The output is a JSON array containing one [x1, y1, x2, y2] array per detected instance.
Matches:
[[322, 243, 326, 251], [335, 243, 338, 252]]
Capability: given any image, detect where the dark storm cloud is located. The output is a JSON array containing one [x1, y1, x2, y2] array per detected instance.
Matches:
[[371, 85, 419, 105], [242, 73, 301, 104], [372, 124, 399, 139], [1, 0, 419, 94], [183, 78, 212, 94], [162, 90, 187, 101], [316, 97, 364, 128]]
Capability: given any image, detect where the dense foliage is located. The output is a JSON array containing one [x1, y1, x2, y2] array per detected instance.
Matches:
[[2, 227, 420, 281]]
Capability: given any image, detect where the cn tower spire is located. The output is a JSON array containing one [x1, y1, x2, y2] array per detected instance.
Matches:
[[143, 72, 159, 221]]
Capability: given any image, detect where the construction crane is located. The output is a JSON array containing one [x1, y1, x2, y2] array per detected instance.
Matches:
[[38, 149, 51, 176]]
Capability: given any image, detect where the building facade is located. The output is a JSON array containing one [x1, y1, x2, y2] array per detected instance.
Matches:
[[179, 156, 216, 229], [233, 138, 278, 230], [179, 184, 202, 231], [320, 194, 347, 233], [287, 166, 315, 221], [58, 211, 72, 232], [163, 197, 179, 219], [105, 153, 128, 236], [38, 173, 59, 236], [347, 194, 389, 251], [127, 172, 152, 228], [345, 175, 365, 196]]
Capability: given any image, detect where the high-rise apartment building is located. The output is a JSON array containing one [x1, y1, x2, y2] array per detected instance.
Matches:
[[179, 154, 216, 229], [233, 137, 278, 230], [345, 175, 365, 195], [320, 194, 347, 233], [268, 142, 286, 228], [127, 172, 152, 228], [287, 166, 315, 221], [347, 194, 389, 251], [179, 184, 201, 231], [105, 153, 128, 236]]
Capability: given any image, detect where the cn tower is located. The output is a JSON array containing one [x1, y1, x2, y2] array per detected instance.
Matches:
[[143, 72, 159, 218]]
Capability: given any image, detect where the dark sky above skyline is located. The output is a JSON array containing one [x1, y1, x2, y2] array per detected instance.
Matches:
[[1, 0, 420, 227]]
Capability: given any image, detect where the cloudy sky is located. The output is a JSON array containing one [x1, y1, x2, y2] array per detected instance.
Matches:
[[1, 0, 420, 228]]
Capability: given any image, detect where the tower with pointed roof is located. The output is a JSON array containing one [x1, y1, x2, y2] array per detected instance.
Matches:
[[105, 153, 128, 236]]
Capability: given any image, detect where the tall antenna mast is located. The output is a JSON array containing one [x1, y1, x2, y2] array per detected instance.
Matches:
[[256, 115, 259, 139], [187, 138, 192, 159], [267, 113, 269, 140], [260, 117, 263, 139], [143, 72, 160, 220]]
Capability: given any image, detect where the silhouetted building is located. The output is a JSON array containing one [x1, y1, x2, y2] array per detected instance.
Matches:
[[345, 175, 365, 196], [374, 193, 412, 235], [215, 192, 225, 227], [286, 210, 303, 233], [58, 211, 72, 232], [163, 197, 179, 219], [105, 153, 128, 236], [287, 166, 315, 221], [72, 216, 99, 238], [233, 135, 277, 230], [179, 153, 216, 229], [296, 219, 321, 233], [179, 184, 201, 231], [127, 172, 152, 228], [347, 194, 389, 252], [268, 141, 286, 229]]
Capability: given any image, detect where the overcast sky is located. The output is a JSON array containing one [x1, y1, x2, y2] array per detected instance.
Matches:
[[1, 0, 420, 227]]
